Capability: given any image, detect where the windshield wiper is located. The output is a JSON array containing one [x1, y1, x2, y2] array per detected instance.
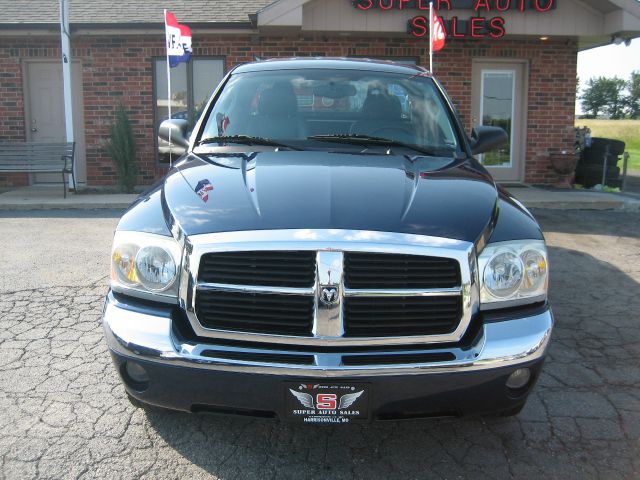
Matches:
[[196, 135, 301, 150], [307, 134, 453, 157]]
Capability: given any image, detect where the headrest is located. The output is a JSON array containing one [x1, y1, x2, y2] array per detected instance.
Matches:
[[361, 88, 402, 119], [257, 82, 298, 117]]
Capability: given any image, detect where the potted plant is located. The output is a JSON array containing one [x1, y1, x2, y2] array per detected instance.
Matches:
[[549, 149, 580, 189], [105, 105, 138, 193]]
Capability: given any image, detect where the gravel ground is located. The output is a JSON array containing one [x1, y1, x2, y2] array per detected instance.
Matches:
[[0, 209, 639, 479]]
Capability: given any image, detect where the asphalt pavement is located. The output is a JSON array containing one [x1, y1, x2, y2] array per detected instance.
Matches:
[[0, 209, 639, 479]]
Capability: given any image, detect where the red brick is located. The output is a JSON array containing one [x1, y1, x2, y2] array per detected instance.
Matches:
[[0, 35, 577, 186]]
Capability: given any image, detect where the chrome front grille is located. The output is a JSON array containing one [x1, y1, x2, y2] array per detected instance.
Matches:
[[181, 230, 478, 348]]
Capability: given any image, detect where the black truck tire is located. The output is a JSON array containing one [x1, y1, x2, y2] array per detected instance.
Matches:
[[582, 148, 620, 166], [589, 137, 626, 155]]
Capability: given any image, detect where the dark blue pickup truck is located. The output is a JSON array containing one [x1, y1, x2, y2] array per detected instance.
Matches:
[[102, 58, 552, 423]]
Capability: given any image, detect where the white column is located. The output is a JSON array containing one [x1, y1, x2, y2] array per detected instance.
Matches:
[[60, 0, 75, 189]]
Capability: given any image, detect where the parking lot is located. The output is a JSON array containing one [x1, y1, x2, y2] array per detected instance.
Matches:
[[1, 208, 639, 479]]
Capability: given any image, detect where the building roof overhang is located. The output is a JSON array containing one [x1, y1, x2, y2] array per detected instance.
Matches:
[[0, 0, 638, 50], [257, 0, 640, 50]]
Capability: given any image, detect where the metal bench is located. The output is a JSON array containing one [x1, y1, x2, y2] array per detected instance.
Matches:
[[0, 142, 75, 198]]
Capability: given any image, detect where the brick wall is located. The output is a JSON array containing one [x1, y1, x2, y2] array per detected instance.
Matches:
[[0, 40, 28, 186], [0, 33, 577, 186]]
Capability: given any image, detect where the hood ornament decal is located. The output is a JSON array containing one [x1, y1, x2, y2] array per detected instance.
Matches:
[[194, 179, 214, 203]]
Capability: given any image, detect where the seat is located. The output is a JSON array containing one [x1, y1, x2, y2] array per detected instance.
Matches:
[[246, 82, 306, 139], [350, 87, 416, 144]]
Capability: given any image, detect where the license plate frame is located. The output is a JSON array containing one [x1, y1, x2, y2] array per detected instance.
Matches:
[[284, 382, 371, 424]]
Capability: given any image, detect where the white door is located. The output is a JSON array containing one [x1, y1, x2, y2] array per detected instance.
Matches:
[[472, 61, 527, 182], [24, 61, 86, 185]]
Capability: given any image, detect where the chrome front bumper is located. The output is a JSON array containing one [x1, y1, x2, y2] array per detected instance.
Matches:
[[102, 292, 554, 378]]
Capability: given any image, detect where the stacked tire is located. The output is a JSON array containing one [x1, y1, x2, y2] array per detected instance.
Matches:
[[575, 137, 625, 188]]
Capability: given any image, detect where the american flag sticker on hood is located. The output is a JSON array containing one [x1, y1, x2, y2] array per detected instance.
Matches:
[[195, 179, 214, 202]]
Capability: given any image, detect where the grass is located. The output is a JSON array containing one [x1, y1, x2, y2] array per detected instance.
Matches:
[[576, 119, 640, 172]]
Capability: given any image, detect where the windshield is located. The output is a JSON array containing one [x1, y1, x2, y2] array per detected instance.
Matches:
[[199, 68, 460, 154]]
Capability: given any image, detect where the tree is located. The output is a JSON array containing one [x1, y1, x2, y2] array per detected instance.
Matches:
[[581, 77, 608, 118], [581, 76, 627, 119], [605, 77, 628, 119], [625, 71, 640, 119], [105, 105, 138, 193]]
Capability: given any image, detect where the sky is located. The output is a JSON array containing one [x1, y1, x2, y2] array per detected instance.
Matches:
[[576, 38, 640, 114]]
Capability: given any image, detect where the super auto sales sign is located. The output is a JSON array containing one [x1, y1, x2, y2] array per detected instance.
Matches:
[[352, 0, 557, 40]]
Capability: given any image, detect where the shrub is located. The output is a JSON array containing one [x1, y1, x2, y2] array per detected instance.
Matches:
[[105, 105, 138, 193]]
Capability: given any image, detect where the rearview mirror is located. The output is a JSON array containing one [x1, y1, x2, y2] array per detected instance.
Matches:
[[469, 126, 508, 156], [313, 83, 357, 99], [159, 119, 190, 148]]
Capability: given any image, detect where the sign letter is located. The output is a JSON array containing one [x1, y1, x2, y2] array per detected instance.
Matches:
[[317, 394, 337, 410], [409, 15, 429, 37], [474, 0, 491, 11], [495, 0, 511, 11], [355, 0, 373, 10], [534, 0, 554, 12], [489, 16, 506, 38]]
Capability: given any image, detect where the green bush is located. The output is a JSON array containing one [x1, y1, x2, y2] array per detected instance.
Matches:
[[105, 105, 138, 193]]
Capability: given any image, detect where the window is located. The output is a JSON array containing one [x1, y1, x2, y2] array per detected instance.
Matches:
[[479, 70, 515, 167], [153, 58, 224, 163], [200, 68, 459, 153]]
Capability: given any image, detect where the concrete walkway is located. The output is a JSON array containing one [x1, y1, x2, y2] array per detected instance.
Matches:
[[0, 186, 137, 210], [506, 186, 640, 212], [0, 184, 639, 212]]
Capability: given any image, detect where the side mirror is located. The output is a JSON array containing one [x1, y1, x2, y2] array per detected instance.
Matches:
[[469, 126, 508, 155], [159, 119, 190, 148]]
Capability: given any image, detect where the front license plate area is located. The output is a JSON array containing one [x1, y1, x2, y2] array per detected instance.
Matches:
[[284, 382, 370, 424]]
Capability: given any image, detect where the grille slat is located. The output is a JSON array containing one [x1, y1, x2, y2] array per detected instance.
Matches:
[[344, 252, 460, 289], [344, 304, 457, 315], [198, 310, 311, 322], [346, 318, 457, 326], [200, 269, 314, 277], [197, 301, 312, 314], [347, 316, 460, 324], [198, 294, 312, 305], [199, 251, 316, 288], [347, 265, 455, 271], [342, 352, 455, 366], [345, 306, 461, 315], [196, 290, 313, 336], [206, 260, 314, 268], [201, 350, 314, 365]]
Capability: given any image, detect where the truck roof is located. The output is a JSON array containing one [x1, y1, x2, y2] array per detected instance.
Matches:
[[232, 57, 431, 76]]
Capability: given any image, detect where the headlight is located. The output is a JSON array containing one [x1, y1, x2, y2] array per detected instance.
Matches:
[[136, 246, 177, 292], [111, 231, 182, 302], [478, 240, 548, 310]]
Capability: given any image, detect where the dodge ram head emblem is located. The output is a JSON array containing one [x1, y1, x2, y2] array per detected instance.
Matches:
[[320, 287, 338, 305]]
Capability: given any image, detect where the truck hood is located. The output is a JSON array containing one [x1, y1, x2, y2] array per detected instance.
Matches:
[[162, 151, 498, 243]]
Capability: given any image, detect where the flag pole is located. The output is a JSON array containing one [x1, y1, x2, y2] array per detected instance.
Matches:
[[164, 9, 172, 167], [429, 1, 434, 74]]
